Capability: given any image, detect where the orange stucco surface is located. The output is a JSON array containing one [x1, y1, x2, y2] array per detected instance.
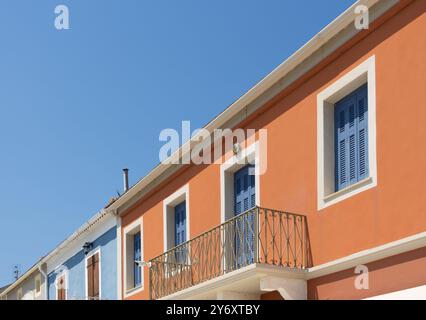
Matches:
[[308, 247, 426, 300], [121, 0, 426, 299]]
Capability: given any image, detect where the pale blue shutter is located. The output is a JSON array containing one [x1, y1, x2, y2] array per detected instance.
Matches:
[[174, 202, 186, 246], [234, 165, 256, 216], [335, 84, 369, 191], [356, 84, 369, 180], [133, 232, 141, 287], [234, 165, 256, 267]]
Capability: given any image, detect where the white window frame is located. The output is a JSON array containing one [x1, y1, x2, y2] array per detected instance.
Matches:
[[317, 55, 377, 210], [55, 271, 68, 300], [220, 142, 261, 223], [123, 218, 143, 298], [84, 248, 102, 300], [163, 184, 190, 252]]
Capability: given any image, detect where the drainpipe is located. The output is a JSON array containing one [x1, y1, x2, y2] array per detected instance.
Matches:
[[38, 264, 48, 300]]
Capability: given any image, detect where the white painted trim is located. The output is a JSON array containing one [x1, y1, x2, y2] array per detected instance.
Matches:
[[307, 231, 426, 279], [260, 276, 307, 300], [46, 214, 116, 275], [55, 271, 68, 300], [160, 263, 306, 300], [317, 55, 377, 210], [160, 231, 426, 299], [84, 248, 102, 300], [163, 184, 190, 252], [220, 142, 260, 223], [0, 261, 43, 298], [123, 217, 144, 299], [365, 285, 426, 300], [108, 0, 398, 216]]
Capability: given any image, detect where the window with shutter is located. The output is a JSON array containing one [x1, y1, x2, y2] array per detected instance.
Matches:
[[174, 202, 186, 246], [57, 276, 66, 300], [335, 84, 369, 191], [133, 232, 142, 288], [234, 165, 256, 267], [86, 252, 100, 300], [174, 202, 187, 264]]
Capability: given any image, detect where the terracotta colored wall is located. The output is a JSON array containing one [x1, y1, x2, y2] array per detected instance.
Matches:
[[121, 1, 426, 299], [308, 247, 426, 300]]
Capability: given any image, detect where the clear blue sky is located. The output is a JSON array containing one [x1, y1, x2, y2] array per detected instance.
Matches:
[[0, 0, 355, 286]]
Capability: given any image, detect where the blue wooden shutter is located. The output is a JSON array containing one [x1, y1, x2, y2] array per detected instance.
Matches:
[[234, 165, 256, 266], [133, 232, 141, 287], [234, 165, 256, 216], [335, 84, 369, 191], [356, 84, 369, 180], [174, 201, 186, 246]]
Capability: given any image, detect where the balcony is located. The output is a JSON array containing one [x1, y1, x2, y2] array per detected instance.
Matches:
[[149, 207, 311, 300]]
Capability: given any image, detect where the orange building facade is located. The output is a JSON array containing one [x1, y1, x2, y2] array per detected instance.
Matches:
[[107, 0, 426, 300]]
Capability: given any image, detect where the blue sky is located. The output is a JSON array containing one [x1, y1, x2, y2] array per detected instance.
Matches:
[[0, 0, 355, 286]]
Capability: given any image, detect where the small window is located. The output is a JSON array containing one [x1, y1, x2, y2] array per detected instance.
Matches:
[[124, 218, 143, 297], [86, 251, 100, 300], [163, 185, 189, 252], [334, 84, 369, 191], [317, 55, 377, 209], [133, 232, 142, 288], [174, 202, 187, 247], [56, 275, 67, 300]]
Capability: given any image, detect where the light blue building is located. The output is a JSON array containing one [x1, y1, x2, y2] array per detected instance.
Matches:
[[45, 210, 119, 300]]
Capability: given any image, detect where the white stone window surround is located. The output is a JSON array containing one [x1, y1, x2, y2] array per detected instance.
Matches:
[[163, 184, 190, 252], [317, 55, 377, 210], [123, 217, 144, 298], [220, 142, 261, 223]]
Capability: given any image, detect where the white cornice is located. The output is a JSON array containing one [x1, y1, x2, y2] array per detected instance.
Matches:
[[108, 0, 399, 216]]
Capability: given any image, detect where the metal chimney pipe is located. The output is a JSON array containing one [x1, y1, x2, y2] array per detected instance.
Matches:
[[123, 168, 129, 193]]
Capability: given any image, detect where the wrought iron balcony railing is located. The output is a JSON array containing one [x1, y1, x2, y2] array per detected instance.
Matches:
[[149, 207, 310, 300]]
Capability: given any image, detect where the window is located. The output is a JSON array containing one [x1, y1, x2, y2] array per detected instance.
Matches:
[[234, 165, 256, 215], [163, 185, 189, 252], [123, 218, 143, 297], [317, 56, 377, 209], [335, 84, 369, 191], [86, 250, 100, 300], [133, 232, 142, 288], [56, 275, 67, 300], [174, 202, 186, 246], [221, 142, 260, 223], [234, 165, 256, 267]]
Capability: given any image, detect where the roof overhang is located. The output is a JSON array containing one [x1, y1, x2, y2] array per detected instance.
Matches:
[[107, 0, 403, 216]]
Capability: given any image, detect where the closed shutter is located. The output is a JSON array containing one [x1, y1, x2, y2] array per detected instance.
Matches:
[[134, 232, 141, 287], [93, 253, 100, 299], [234, 165, 256, 266], [357, 84, 369, 180], [335, 84, 369, 191], [87, 253, 100, 300], [234, 165, 256, 216], [87, 256, 94, 298], [174, 202, 186, 246], [57, 276, 66, 300]]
